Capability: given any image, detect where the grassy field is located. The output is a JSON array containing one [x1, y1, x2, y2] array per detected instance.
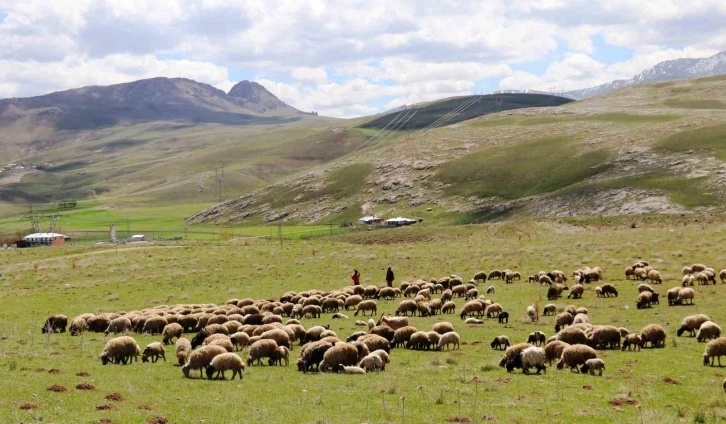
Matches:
[[1, 220, 726, 423]]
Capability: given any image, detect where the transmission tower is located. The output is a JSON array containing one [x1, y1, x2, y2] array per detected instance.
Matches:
[[24, 204, 62, 232]]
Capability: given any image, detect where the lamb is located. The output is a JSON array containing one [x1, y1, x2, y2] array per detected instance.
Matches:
[[175, 337, 192, 365], [527, 331, 546, 347], [556, 344, 598, 372], [696, 321, 722, 342], [42, 314, 68, 334], [544, 340, 569, 366], [268, 346, 290, 366], [230, 332, 250, 351], [497, 343, 532, 368], [141, 342, 166, 363], [246, 339, 279, 366], [677, 314, 711, 337], [506, 346, 546, 375], [567, 284, 584, 299], [432, 321, 455, 335], [465, 318, 484, 324], [526, 305, 537, 322], [101, 336, 141, 365], [105, 317, 132, 335], [676, 287, 695, 305], [371, 349, 390, 366], [581, 358, 605, 376], [205, 352, 246, 380], [681, 275, 695, 287], [331, 313, 348, 319], [543, 304, 557, 316], [339, 365, 366, 374], [437, 331, 460, 351], [621, 334, 642, 351], [703, 337, 726, 366], [491, 335, 511, 350], [182, 345, 227, 378], [359, 353, 385, 372], [554, 312, 574, 332], [639, 324, 667, 348], [161, 323, 183, 345], [319, 342, 358, 373]]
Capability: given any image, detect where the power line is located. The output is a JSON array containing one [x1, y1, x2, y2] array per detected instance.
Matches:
[[374, 111, 418, 145], [361, 111, 411, 147], [413, 95, 482, 135]]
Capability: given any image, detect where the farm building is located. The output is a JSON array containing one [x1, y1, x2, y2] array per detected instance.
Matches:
[[129, 234, 149, 242], [385, 217, 419, 227], [20, 232, 68, 247]]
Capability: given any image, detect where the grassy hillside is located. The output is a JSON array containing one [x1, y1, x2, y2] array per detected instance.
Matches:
[[1, 221, 726, 422], [194, 75, 726, 225], [359, 93, 573, 131]]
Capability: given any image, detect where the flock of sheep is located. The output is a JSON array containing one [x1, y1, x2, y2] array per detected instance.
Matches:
[[39, 261, 726, 392]]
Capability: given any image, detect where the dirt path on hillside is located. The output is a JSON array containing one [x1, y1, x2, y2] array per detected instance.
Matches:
[[2, 245, 187, 268]]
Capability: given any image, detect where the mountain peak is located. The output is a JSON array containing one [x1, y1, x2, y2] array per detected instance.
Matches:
[[228, 80, 297, 114]]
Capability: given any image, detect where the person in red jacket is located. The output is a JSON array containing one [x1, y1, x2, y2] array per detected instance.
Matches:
[[351, 269, 361, 286]]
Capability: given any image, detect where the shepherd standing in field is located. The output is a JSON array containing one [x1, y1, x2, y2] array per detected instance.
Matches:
[[385, 266, 394, 288], [351, 269, 361, 286]]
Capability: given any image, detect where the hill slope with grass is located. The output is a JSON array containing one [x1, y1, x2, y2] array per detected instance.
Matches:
[[191, 75, 726, 225]]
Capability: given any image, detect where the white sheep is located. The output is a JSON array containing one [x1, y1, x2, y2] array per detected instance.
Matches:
[[182, 345, 227, 378], [582, 358, 605, 376], [703, 337, 726, 366], [339, 365, 366, 374], [101, 336, 141, 365], [506, 346, 546, 375], [206, 352, 245, 380], [359, 353, 385, 372], [141, 342, 166, 363], [437, 331, 460, 351], [526, 305, 537, 322], [696, 322, 722, 342]]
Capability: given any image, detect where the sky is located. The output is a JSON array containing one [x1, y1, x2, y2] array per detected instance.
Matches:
[[0, 1, 725, 118]]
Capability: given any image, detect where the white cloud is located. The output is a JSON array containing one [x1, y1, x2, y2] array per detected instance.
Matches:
[[290, 67, 328, 84]]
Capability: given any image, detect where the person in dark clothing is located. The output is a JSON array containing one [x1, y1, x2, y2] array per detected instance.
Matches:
[[385, 266, 394, 287], [351, 269, 361, 286]]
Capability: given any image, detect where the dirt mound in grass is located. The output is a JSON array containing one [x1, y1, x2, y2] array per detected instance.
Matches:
[[99, 419, 114, 424], [47, 385, 67, 392], [19, 403, 37, 410], [105, 393, 124, 402], [663, 377, 679, 385], [609, 394, 639, 407], [35, 368, 46, 372], [76, 383, 95, 390], [76, 371, 90, 377], [96, 404, 117, 411], [445, 418, 471, 423], [147, 417, 168, 424], [137, 405, 153, 410], [48, 368, 61, 374]]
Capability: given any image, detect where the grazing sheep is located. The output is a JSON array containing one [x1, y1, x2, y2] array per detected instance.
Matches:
[[339, 365, 366, 374], [230, 332, 250, 351], [395, 300, 418, 317], [636, 291, 653, 309], [621, 334, 642, 351], [473, 271, 488, 283], [600, 284, 618, 297], [432, 321, 455, 335], [544, 340, 569, 366], [206, 352, 246, 380], [696, 272, 710, 286], [142, 316, 168, 335], [618, 328, 630, 338], [506, 346, 546, 375], [368, 325, 394, 342], [260, 328, 292, 349], [554, 312, 574, 332], [640, 324, 667, 348], [367, 319, 375, 330], [567, 284, 584, 299], [681, 275, 695, 287], [299, 341, 334, 372], [703, 338, 726, 366], [378, 315, 410, 330], [497, 312, 509, 324], [42, 314, 68, 334], [624, 267, 635, 280], [437, 331, 461, 351], [696, 322, 722, 342], [371, 349, 390, 366], [175, 337, 192, 365], [677, 314, 712, 337], [459, 300, 485, 319], [581, 358, 605, 376], [572, 313, 589, 325], [692, 264, 707, 273], [491, 335, 511, 350], [556, 344, 598, 372], [682, 266, 693, 275], [303, 325, 330, 344], [667, 287, 682, 305], [319, 343, 358, 373], [269, 346, 290, 366], [406, 331, 430, 350], [485, 303, 503, 318], [543, 304, 557, 316], [69, 314, 91, 336], [556, 327, 588, 345], [638, 284, 654, 293], [720, 269, 726, 284], [359, 353, 385, 372], [142, 342, 166, 363], [161, 323, 183, 345], [344, 295, 363, 310], [647, 270, 662, 284], [465, 318, 484, 324], [497, 343, 532, 368], [246, 339, 279, 366], [442, 301, 456, 314], [488, 270, 502, 280], [587, 325, 621, 350], [391, 326, 418, 348], [526, 305, 537, 322], [208, 338, 234, 352], [346, 331, 367, 342], [101, 336, 141, 365], [358, 334, 390, 353], [182, 345, 227, 378], [676, 287, 695, 305], [105, 317, 132, 335], [527, 331, 546, 347], [486, 286, 495, 294]]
